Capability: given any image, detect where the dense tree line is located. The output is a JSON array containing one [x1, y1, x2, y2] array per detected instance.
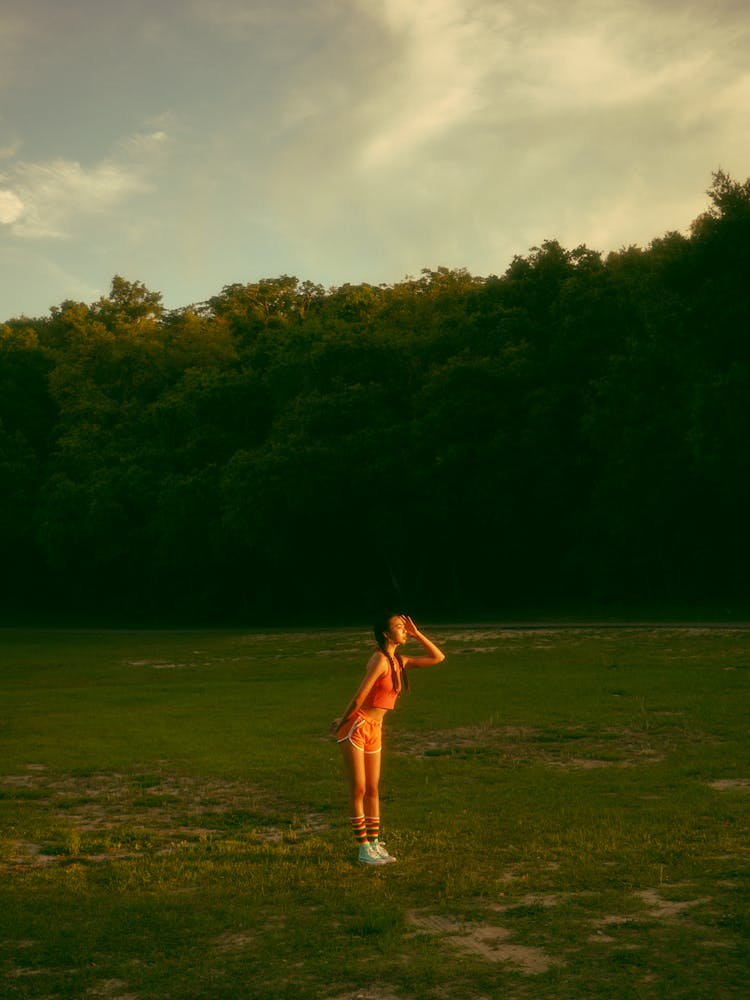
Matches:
[[2, 171, 749, 622]]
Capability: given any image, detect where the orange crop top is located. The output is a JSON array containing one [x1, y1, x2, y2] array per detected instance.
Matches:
[[362, 655, 404, 711]]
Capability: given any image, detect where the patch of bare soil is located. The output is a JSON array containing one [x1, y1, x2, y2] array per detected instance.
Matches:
[[709, 778, 750, 791], [408, 911, 562, 974], [486, 893, 562, 913], [323, 991, 402, 1000], [0, 766, 328, 870], [4, 840, 58, 868], [86, 979, 137, 999], [6, 966, 54, 980], [589, 886, 712, 941], [440, 629, 524, 644], [393, 725, 534, 759], [393, 724, 665, 769], [212, 931, 255, 953], [636, 889, 711, 918], [125, 659, 188, 669]]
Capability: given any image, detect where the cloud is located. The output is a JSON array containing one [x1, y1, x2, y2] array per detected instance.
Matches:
[[0, 188, 24, 224], [4, 127, 170, 239], [245, 0, 750, 287], [3, 0, 749, 318], [0, 139, 21, 161], [357, 0, 506, 168], [352, 0, 750, 155], [9, 159, 149, 239]]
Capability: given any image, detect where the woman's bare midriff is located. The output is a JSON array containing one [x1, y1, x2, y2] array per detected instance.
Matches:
[[360, 705, 388, 722]]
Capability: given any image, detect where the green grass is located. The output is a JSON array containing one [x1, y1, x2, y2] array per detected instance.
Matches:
[[1, 625, 749, 998]]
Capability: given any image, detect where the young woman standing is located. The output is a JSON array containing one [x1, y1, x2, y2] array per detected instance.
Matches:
[[332, 614, 445, 865]]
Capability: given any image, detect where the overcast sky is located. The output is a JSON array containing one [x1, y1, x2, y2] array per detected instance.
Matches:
[[1, 0, 749, 319]]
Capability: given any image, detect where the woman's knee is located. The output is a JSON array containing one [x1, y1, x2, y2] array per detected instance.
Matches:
[[350, 776, 366, 800], [364, 778, 379, 799], [346, 761, 366, 799]]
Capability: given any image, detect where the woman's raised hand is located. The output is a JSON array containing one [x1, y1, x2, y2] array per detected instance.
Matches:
[[403, 615, 420, 638]]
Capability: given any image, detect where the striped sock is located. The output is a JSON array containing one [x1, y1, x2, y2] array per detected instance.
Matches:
[[350, 816, 368, 844], [365, 816, 380, 844]]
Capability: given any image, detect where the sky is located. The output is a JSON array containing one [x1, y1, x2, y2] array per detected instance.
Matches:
[[1, 0, 749, 320]]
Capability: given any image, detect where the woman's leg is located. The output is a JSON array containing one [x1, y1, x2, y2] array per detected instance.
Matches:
[[339, 740, 371, 849], [340, 740, 366, 816], [363, 751, 395, 862], [363, 750, 381, 829], [338, 720, 390, 863]]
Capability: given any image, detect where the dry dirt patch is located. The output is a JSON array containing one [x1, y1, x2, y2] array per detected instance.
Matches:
[[393, 724, 664, 769], [324, 991, 402, 1000], [589, 886, 712, 941], [408, 911, 562, 974], [0, 767, 327, 869], [486, 893, 562, 913], [87, 979, 137, 999], [637, 888, 711, 918], [393, 725, 534, 759], [212, 931, 255, 953], [4, 840, 58, 868], [709, 778, 750, 792]]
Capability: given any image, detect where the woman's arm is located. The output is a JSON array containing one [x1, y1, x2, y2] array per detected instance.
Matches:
[[330, 652, 388, 732], [400, 616, 445, 669]]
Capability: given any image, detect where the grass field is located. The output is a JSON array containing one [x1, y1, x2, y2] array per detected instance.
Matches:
[[1, 624, 749, 999]]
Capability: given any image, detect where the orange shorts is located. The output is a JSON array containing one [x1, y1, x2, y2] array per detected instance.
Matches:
[[337, 712, 383, 754]]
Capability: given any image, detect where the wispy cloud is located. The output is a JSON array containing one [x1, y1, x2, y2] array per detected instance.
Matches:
[[0, 138, 21, 161], [2, 0, 749, 318], [358, 0, 496, 167], [247, 0, 750, 284], [0, 188, 24, 224], [2, 128, 170, 239], [356, 0, 748, 150]]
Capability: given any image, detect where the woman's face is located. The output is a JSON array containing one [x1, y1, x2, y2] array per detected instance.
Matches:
[[386, 616, 408, 646]]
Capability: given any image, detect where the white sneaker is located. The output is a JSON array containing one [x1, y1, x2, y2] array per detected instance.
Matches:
[[372, 841, 397, 864], [358, 843, 388, 866]]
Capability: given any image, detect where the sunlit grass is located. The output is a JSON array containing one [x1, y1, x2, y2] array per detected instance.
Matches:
[[1, 625, 749, 998]]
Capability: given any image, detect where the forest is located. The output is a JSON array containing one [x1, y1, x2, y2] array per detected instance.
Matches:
[[1, 171, 749, 623]]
